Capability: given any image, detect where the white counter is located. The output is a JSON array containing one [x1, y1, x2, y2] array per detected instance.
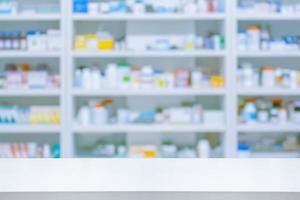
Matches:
[[0, 159, 299, 192]]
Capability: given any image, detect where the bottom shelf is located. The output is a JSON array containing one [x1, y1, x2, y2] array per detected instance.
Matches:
[[238, 131, 300, 158], [0, 125, 61, 134], [237, 123, 300, 132], [75, 132, 223, 158], [0, 131, 61, 158], [250, 152, 300, 158]]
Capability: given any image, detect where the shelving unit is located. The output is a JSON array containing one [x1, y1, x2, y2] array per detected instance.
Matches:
[[1, 0, 300, 158], [67, 0, 231, 158], [0, 0, 68, 157], [233, 0, 300, 157]]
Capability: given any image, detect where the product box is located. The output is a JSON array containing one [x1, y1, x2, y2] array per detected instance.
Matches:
[[73, 0, 89, 13], [27, 71, 48, 89], [203, 110, 224, 124], [169, 107, 192, 124], [27, 32, 47, 51], [0, 2, 16, 14], [47, 30, 61, 51], [5, 71, 22, 89]]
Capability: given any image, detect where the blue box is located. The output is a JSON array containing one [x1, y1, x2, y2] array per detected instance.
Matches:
[[73, 0, 89, 13]]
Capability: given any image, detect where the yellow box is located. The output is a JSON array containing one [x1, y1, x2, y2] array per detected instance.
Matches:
[[86, 34, 97, 40], [74, 35, 87, 50], [210, 76, 225, 88], [98, 39, 115, 50], [143, 150, 157, 158]]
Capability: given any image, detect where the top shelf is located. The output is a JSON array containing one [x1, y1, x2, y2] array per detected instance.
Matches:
[[2, 13, 299, 21], [0, 14, 61, 21], [237, 14, 300, 21], [72, 13, 225, 21]]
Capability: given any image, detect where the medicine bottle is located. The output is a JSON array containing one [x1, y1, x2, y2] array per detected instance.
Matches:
[[278, 107, 288, 124], [294, 101, 300, 124], [243, 98, 257, 123], [4, 32, 12, 50], [0, 33, 4, 50], [246, 25, 261, 51], [106, 63, 118, 89], [91, 65, 101, 90], [242, 63, 255, 87], [257, 100, 269, 123], [12, 32, 20, 50], [261, 66, 275, 88], [0, 72, 5, 88], [238, 31, 247, 51], [20, 32, 27, 50], [270, 98, 282, 123], [260, 29, 270, 50]]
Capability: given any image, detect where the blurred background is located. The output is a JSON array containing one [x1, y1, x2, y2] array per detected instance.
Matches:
[[0, 0, 300, 158]]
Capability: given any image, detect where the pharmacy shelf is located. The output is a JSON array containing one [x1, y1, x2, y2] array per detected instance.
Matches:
[[71, 50, 226, 58], [4, 0, 300, 158], [250, 152, 300, 158], [0, 14, 61, 21], [0, 125, 61, 134], [0, 89, 61, 97], [68, 1, 230, 158], [0, 0, 67, 156], [237, 88, 300, 96], [73, 124, 225, 134], [72, 88, 226, 96], [72, 13, 225, 21], [237, 51, 300, 58], [0, 51, 61, 58], [237, 123, 300, 133], [237, 14, 300, 21]]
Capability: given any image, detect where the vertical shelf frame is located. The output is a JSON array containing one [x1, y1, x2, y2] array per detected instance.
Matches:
[[224, 0, 235, 157], [64, 0, 76, 157], [60, 0, 71, 157], [224, 0, 239, 157]]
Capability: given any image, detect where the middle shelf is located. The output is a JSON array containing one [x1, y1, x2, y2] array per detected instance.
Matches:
[[72, 89, 225, 96], [73, 124, 225, 133]]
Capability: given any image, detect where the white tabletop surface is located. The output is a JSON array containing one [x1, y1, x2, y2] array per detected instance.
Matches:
[[0, 159, 299, 192]]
